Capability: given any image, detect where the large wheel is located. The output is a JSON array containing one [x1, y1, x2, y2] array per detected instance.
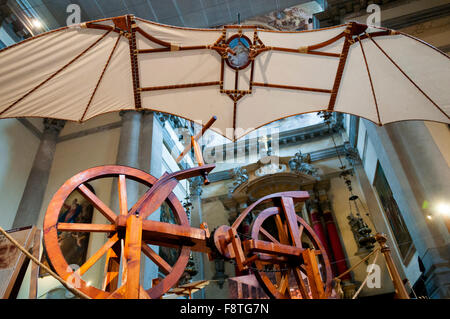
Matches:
[[43, 165, 190, 299], [248, 196, 333, 299]]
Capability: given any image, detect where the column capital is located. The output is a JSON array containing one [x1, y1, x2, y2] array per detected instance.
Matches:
[[140, 110, 155, 116], [119, 110, 142, 119], [189, 176, 203, 196], [43, 118, 65, 135]]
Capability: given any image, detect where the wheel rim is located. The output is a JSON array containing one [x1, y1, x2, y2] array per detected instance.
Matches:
[[250, 205, 333, 299], [43, 165, 190, 299]]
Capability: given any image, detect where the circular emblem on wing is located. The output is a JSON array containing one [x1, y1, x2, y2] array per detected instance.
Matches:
[[226, 35, 252, 70]]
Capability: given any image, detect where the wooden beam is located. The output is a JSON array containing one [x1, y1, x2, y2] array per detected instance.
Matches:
[[78, 184, 117, 223], [57, 223, 116, 233], [124, 215, 143, 299], [243, 239, 304, 258]]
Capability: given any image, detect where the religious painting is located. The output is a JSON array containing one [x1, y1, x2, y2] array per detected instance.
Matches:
[[40, 184, 95, 276], [226, 35, 251, 70], [373, 163, 415, 263]]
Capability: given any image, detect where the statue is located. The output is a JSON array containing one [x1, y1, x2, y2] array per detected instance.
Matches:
[[288, 150, 319, 177]]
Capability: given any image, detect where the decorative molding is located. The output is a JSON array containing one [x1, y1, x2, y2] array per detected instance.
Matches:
[[381, 3, 450, 31], [43, 118, 65, 135], [314, 0, 450, 30], [57, 121, 122, 143], [203, 113, 344, 165], [207, 144, 346, 183], [17, 118, 42, 140]]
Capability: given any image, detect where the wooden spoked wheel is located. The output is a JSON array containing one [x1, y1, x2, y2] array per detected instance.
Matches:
[[43, 165, 190, 299], [250, 205, 333, 299]]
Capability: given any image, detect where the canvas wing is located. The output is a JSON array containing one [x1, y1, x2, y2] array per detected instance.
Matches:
[[334, 26, 450, 125], [0, 18, 135, 122]]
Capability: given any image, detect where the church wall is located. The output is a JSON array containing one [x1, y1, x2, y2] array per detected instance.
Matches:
[[0, 119, 40, 229], [425, 122, 450, 168], [16, 114, 121, 298]]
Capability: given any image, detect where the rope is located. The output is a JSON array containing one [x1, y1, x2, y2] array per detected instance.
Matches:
[[334, 247, 380, 281], [332, 247, 379, 299], [0, 226, 91, 299], [351, 248, 380, 299]]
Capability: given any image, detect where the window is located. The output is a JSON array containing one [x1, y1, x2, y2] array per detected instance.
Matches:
[[373, 162, 415, 263]]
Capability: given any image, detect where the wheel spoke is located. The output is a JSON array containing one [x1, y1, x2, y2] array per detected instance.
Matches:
[[118, 174, 128, 216], [274, 214, 289, 245], [78, 183, 117, 223], [299, 225, 304, 239], [277, 270, 290, 295], [102, 244, 120, 291], [141, 243, 173, 275], [280, 197, 301, 247], [57, 223, 115, 233], [293, 267, 310, 299], [260, 227, 280, 244], [77, 233, 119, 276]]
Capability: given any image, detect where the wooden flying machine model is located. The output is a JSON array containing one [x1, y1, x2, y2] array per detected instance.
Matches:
[[1, 14, 448, 300], [43, 116, 332, 299]]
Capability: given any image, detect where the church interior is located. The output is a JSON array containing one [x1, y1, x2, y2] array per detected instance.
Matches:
[[0, 0, 449, 300]]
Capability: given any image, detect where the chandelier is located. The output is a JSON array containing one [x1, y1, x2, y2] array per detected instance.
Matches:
[[318, 111, 376, 251]]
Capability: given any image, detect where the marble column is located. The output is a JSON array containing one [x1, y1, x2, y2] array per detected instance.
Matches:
[[13, 118, 65, 228], [365, 120, 450, 298], [189, 176, 206, 299], [110, 111, 142, 212], [321, 200, 351, 281]]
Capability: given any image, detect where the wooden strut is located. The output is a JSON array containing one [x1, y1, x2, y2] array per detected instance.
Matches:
[[81, 33, 123, 121], [327, 27, 352, 111], [375, 233, 410, 299], [127, 15, 142, 110], [132, 23, 357, 99], [358, 34, 381, 125], [367, 34, 450, 120]]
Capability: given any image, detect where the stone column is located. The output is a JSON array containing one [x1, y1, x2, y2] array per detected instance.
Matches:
[[365, 120, 450, 298], [110, 111, 142, 212], [13, 118, 65, 228], [138, 111, 165, 290], [190, 176, 206, 299], [139, 111, 163, 182]]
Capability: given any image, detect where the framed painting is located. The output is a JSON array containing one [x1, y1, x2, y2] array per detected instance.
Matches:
[[40, 184, 95, 276]]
